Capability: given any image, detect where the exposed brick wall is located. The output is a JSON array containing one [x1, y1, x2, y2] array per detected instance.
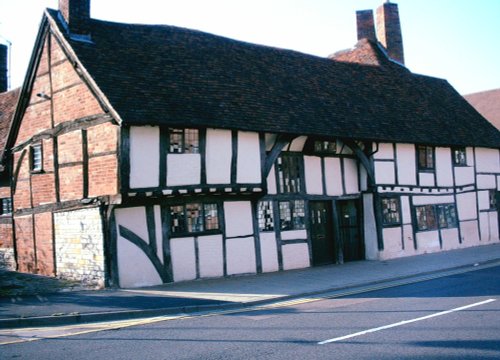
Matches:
[[89, 155, 118, 197], [15, 215, 35, 273], [0, 221, 13, 248], [34, 212, 54, 276], [59, 164, 84, 201], [57, 129, 83, 164], [54, 207, 105, 287], [87, 122, 118, 156], [13, 179, 31, 210]]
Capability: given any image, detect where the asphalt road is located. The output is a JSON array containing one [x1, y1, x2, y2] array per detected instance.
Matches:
[[2, 265, 499, 359]]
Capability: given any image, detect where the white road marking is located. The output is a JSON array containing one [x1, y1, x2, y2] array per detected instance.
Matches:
[[318, 298, 496, 345]]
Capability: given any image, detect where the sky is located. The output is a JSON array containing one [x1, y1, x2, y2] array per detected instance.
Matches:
[[0, 0, 499, 95]]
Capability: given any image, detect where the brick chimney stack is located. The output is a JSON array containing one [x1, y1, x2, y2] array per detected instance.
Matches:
[[0, 44, 8, 93], [356, 10, 376, 42], [59, 0, 91, 35], [376, 1, 404, 64]]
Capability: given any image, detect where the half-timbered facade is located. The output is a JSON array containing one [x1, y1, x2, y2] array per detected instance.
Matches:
[[1, 0, 499, 288]]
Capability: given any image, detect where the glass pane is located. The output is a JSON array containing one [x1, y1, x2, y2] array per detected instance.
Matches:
[[204, 203, 219, 230], [258, 201, 274, 231], [293, 200, 305, 229], [279, 201, 292, 231], [32, 144, 42, 171], [186, 203, 204, 232], [382, 198, 400, 225], [169, 128, 184, 153], [170, 205, 186, 233], [184, 129, 199, 154]]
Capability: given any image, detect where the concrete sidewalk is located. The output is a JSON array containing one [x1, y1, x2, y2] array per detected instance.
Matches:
[[1, 243, 499, 329]]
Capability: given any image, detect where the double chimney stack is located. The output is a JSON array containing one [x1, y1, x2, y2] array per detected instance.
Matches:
[[356, 1, 405, 65]]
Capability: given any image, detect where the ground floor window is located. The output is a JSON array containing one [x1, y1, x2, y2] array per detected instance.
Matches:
[[381, 197, 401, 226], [170, 202, 219, 234], [257, 201, 274, 231], [279, 200, 305, 231], [415, 203, 457, 231]]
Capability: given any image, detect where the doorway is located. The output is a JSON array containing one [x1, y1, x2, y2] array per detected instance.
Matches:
[[337, 199, 364, 262], [309, 201, 335, 265]]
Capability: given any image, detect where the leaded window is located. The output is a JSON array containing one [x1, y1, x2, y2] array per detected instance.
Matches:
[[382, 197, 401, 226], [314, 140, 337, 154], [277, 154, 302, 193], [452, 147, 467, 166], [170, 203, 219, 234], [415, 203, 457, 231], [30, 143, 43, 172], [257, 201, 274, 232], [417, 145, 434, 171], [279, 200, 305, 231], [169, 128, 199, 154], [489, 190, 497, 210], [0, 198, 12, 215]]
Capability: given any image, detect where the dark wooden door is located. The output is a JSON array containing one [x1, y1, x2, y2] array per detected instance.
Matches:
[[309, 201, 335, 266], [338, 200, 364, 262]]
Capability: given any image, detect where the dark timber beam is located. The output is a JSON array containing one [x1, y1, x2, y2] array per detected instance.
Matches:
[[263, 134, 296, 179]]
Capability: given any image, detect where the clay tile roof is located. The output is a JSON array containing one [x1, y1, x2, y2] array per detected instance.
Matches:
[[0, 88, 20, 159], [47, 9, 500, 148], [464, 88, 500, 130]]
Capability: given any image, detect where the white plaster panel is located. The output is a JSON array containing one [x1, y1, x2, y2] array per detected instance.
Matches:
[[373, 143, 394, 160], [226, 237, 256, 275], [237, 131, 261, 184], [129, 126, 159, 189], [324, 157, 343, 196], [403, 224, 416, 252], [344, 158, 359, 194], [359, 165, 368, 191], [412, 195, 454, 206], [338, 140, 353, 155], [289, 136, 308, 151], [475, 148, 500, 173], [224, 201, 254, 237], [363, 193, 379, 260], [441, 228, 460, 251], [170, 237, 197, 282], [456, 192, 478, 221], [198, 235, 224, 278], [401, 196, 411, 224], [459, 220, 480, 245], [259, 232, 279, 273], [454, 166, 475, 186], [265, 133, 277, 151], [479, 212, 490, 242], [382, 227, 403, 257], [478, 190, 490, 211], [466, 147, 474, 166], [416, 231, 440, 253], [488, 211, 499, 242], [117, 234, 162, 288], [396, 144, 417, 185], [477, 175, 496, 189], [435, 147, 453, 187], [282, 243, 310, 270], [375, 161, 395, 185], [266, 165, 277, 195], [281, 229, 307, 241], [206, 129, 231, 184], [304, 156, 323, 195], [154, 205, 163, 262], [166, 154, 201, 186], [115, 207, 148, 243], [418, 172, 435, 187]]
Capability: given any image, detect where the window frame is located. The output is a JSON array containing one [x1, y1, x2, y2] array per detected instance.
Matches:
[[278, 199, 306, 231], [415, 203, 457, 231], [257, 200, 275, 232], [417, 145, 435, 171], [489, 190, 497, 211], [381, 197, 402, 227], [452, 147, 467, 167], [30, 142, 43, 173], [169, 202, 220, 236], [168, 128, 200, 154]]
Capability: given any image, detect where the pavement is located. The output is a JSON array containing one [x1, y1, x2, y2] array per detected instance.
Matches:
[[1, 242, 499, 329]]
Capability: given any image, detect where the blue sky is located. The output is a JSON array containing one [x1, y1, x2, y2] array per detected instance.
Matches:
[[1, 0, 499, 95]]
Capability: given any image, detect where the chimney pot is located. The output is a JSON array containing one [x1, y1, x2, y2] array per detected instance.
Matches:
[[59, 0, 91, 35]]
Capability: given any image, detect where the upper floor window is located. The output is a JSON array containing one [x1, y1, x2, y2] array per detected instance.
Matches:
[[279, 200, 305, 231], [170, 202, 219, 234], [489, 190, 497, 210], [313, 140, 337, 154], [169, 128, 199, 154], [30, 143, 43, 172], [452, 147, 467, 166], [417, 145, 434, 171], [381, 197, 401, 226], [0, 198, 12, 215], [277, 154, 302, 193], [415, 203, 457, 231], [257, 201, 274, 232]]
